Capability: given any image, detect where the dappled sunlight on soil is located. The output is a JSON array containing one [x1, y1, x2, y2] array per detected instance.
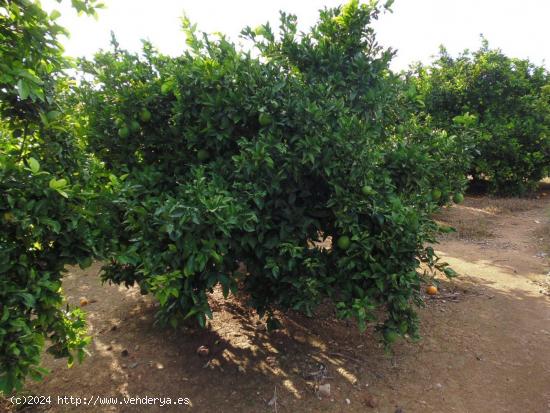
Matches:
[[435, 251, 546, 295]]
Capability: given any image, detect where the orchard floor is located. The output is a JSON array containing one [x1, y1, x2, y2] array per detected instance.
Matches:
[[15, 184, 550, 413]]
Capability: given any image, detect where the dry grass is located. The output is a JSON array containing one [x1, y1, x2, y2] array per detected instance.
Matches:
[[467, 196, 542, 214], [435, 217, 495, 241]]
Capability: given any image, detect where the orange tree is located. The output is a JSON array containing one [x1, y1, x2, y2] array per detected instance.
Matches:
[[412, 39, 550, 195], [79, 0, 462, 343], [0, 0, 105, 394]]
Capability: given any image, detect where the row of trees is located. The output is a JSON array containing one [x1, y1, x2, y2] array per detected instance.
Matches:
[[412, 41, 550, 195], [1, 0, 549, 394]]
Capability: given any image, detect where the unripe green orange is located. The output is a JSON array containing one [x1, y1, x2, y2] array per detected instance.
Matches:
[[118, 126, 129, 138], [336, 235, 351, 250], [361, 185, 373, 196], [130, 120, 141, 133], [431, 189, 442, 201], [197, 149, 210, 161], [139, 108, 151, 122], [259, 113, 272, 126]]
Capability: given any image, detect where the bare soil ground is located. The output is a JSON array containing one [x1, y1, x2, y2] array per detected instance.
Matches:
[[8, 185, 550, 413]]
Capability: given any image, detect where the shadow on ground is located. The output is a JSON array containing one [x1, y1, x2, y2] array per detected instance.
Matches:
[[17, 255, 550, 413], [13, 183, 550, 413]]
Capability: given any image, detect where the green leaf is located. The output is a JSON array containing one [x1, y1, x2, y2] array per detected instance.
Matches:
[[50, 9, 61, 20], [18, 293, 36, 307], [183, 255, 195, 277], [39, 111, 49, 126], [49, 178, 67, 189], [0, 306, 9, 323], [196, 313, 206, 328], [27, 157, 40, 173], [40, 218, 61, 233], [17, 79, 30, 100], [47, 110, 61, 121]]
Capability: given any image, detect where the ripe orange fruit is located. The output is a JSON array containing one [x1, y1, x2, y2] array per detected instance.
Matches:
[[426, 285, 438, 295]]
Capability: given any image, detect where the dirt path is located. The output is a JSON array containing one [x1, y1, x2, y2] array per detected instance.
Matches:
[[15, 191, 550, 413]]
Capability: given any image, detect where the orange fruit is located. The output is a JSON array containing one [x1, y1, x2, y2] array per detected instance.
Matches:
[[426, 285, 438, 295]]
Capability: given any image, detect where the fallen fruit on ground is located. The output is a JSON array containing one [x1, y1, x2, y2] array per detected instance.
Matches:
[[453, 193, 464, 204], [426, 285, 438, 295]]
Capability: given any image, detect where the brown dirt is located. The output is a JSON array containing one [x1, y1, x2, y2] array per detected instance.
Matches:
[[9, 189, 550, 413]]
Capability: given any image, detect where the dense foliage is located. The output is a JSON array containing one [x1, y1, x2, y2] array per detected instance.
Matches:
[[0, 0, 103, 394], [413, 40, 550, 195], [79, 0, 460, 349], [7, 0, 547, 395]]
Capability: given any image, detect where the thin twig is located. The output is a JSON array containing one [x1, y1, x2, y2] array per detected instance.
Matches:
[[267, 385, 279, 412], [327, 351, 364, 364]]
